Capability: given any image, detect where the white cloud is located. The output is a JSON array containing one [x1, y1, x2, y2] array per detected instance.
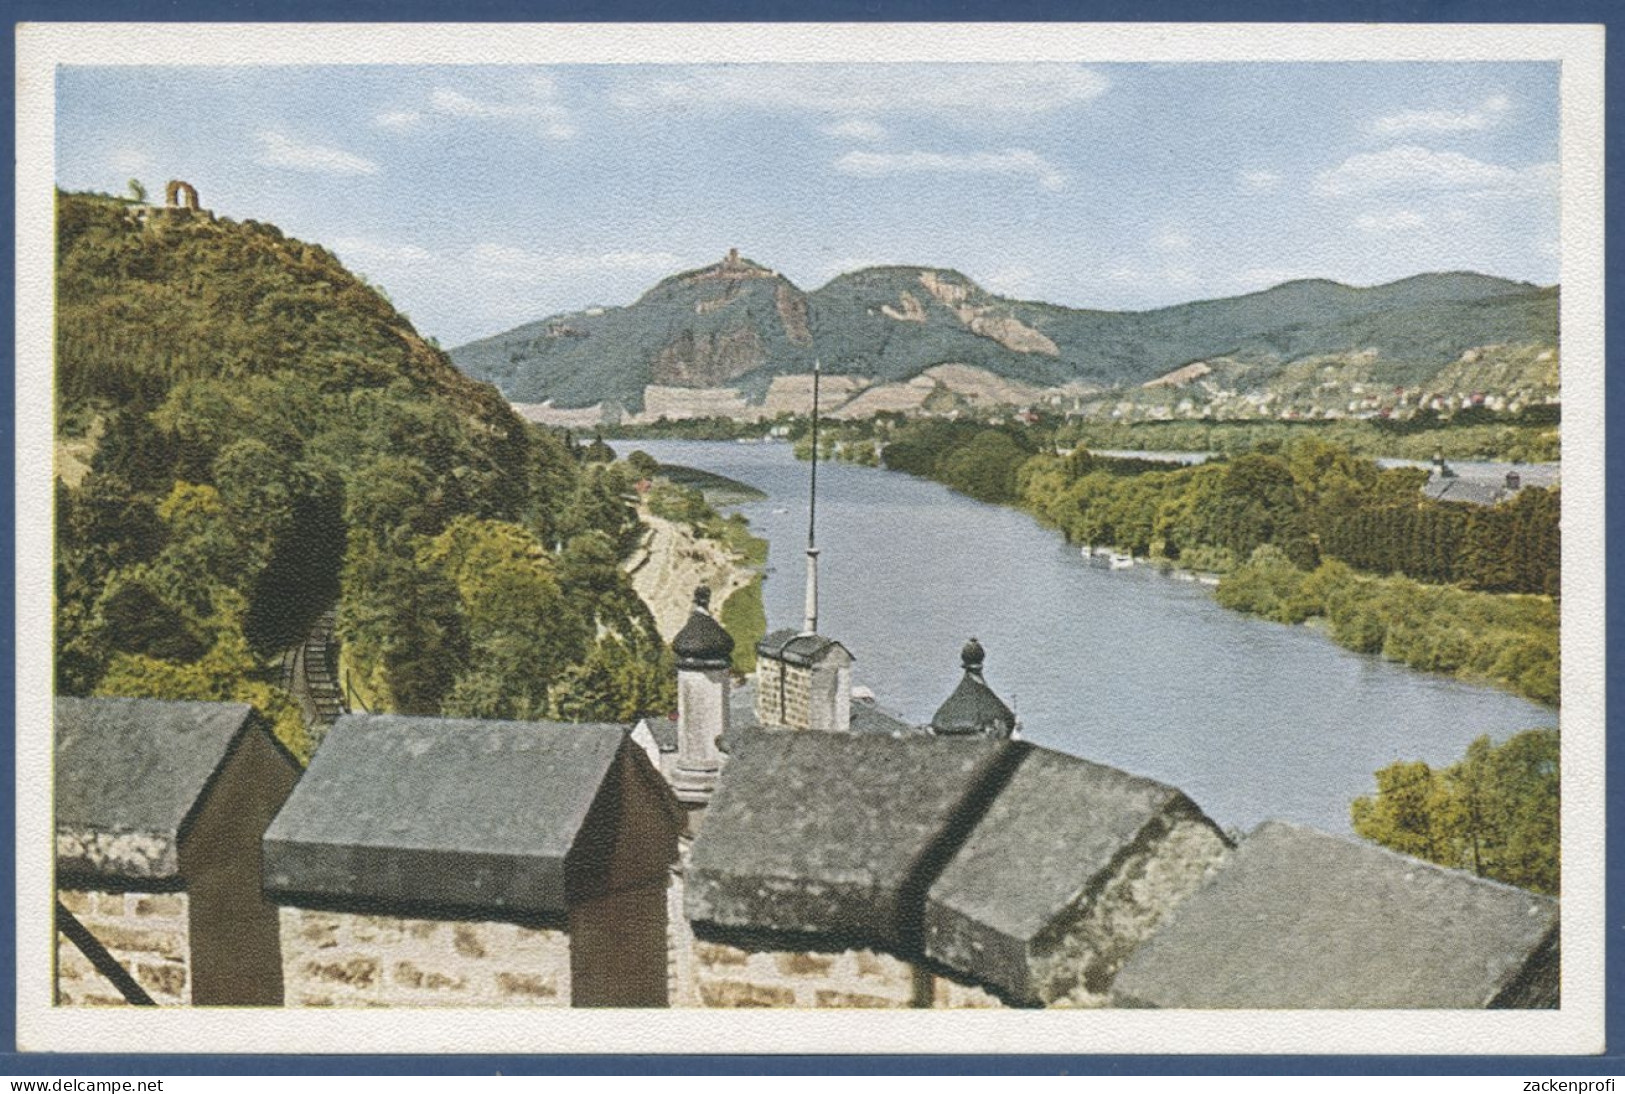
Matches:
[[816, 256, 899, 281], [983, 265, 1037, 297], [822, 119, 887, 143], [1314, 145, 1555, 198], [1354, 209, 1427, 233], [375, 111, 423, 130], [615, 64, 1108, 119], [256, 131, 378, 176], [108, 148, 154, 176], [333, 237, 433, 265], [1153, 229, 1193, 254], [374, 78, 575, 139], [427, 86, 575, 139], [1369, 95, 1511, 137], [1233, 267, 1318, 291], [834, 148, 1065, 191], [467, 243, 682, 284], [1238, 169, 1280, 193]]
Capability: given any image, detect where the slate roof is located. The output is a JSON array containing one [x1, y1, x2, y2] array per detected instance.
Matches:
[[263, 714, 641, 918], [641, 714, 679, 753], [756, 629, 852, 667], [686, 731, 1011, 950], [1110, 820, 1560, 1008], [925, 747, 1221, 1003], [1423, 477, 1511, 506], [55, 697, 258, 880], [850, 696, 922, 738], [930, 639, 1015, 737]]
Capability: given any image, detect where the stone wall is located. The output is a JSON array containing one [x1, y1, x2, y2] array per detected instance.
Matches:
[[670, 851, 1001, 1009], [666, 866, 702, 1007], [57, 888, 191, 1005], [278, 908, 570, 1007], [691, 940, 913, 1007], [1028, 817, 1231, 1006], [689, 939, 1000, 1008], [755, 659, 813, 730]]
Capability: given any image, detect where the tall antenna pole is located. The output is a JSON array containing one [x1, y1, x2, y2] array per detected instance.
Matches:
[[803, 360, 821, 635]]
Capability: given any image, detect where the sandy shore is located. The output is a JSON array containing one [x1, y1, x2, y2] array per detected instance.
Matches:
[[626, 510, 758, 641]]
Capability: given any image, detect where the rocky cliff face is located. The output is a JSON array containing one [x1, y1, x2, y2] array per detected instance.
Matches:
[[449, 255, 1558, 415]]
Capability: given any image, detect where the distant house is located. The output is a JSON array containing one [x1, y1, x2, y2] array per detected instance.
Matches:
[[1423, 458, 1528, 507]]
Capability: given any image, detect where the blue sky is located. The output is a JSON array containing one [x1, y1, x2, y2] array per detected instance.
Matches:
[[56, 62, 1559, 347]]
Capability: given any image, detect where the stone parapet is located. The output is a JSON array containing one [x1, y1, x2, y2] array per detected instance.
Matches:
[[1110, 821, 1561, 1009], [278, 908, 570, 1008], [56, 889, 191, 1005]]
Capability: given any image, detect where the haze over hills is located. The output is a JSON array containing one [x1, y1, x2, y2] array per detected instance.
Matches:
[[449, 252, 1559, 420]]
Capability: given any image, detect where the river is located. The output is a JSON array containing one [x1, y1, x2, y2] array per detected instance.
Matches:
[[617, 439, 1557, 835]]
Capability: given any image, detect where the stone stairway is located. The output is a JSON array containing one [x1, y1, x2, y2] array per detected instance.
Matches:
[[285, 608, 348, 730]]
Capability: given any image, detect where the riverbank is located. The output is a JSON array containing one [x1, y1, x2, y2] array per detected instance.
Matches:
[[610, 438, 1554, 834], [847, 419, 1561, 707], [625, 508, 765, 656]]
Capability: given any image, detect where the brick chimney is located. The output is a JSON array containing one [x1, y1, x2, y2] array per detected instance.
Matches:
[[754, 631, 853, 733]]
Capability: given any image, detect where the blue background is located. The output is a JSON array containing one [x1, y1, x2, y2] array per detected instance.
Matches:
[[3, 0, 1617, 1076]]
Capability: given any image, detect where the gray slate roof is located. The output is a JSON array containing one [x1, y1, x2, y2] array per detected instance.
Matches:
[[1423, 477, 1511, 506], [930, 639, 1015, 737], [55, 697, 257, 880], [687, 731, 1009, 950], [849, 696, 922, 738], [642, 714, 679, 753], [925, 747, 1219, 1003], [263, 714, 634, 918], [1111, 820, 1560, 1008], [756, 629, 851, 667]]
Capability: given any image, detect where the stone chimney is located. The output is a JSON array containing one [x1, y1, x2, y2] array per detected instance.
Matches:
[[670, 587, 734, 805], [930, 639, 1017, 739], [754, 631, 853, 733]]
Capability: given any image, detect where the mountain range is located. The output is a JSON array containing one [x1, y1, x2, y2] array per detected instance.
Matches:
[[450, 251, 1559, 418]]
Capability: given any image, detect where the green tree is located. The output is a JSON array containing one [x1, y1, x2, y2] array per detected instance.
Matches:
[[1352, 729, 1559, 894], [624, 449, 661, 480], [938, 429, 1031, 505]]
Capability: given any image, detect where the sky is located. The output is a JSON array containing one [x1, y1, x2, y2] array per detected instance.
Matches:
[[56, 62, 1560, 348]]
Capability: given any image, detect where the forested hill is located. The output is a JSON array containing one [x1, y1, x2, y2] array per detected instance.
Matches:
[[450, 253, 1557, 412], [55, 191, 674, 760]]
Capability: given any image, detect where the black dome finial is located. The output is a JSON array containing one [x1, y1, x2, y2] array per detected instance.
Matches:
[[931, 638, 1014, 738], [672, 587, 734, 670]]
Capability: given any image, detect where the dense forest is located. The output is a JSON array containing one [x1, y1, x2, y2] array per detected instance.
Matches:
[[870, 419, 1559, 705], [55, 192, 674, 761], [1052, 409, 1561, 464]]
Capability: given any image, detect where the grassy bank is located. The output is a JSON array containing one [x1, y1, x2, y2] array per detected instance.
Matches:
[[868, 418, 1560, 707], [1215, 550, 1558, 706], [641, 472, 769, 671], [719, 576, 766, 675]]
